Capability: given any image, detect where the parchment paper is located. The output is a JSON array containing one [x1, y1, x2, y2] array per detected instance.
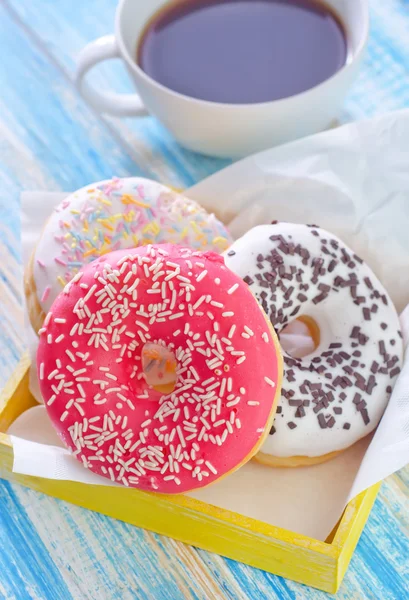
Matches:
[[10, 109, 409, 541]]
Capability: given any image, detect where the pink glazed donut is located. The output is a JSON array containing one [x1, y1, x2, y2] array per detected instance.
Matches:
[[37, 244, 282, 493]]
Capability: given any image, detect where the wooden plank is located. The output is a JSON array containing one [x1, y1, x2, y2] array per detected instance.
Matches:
[[0, 353, 34, 432], [4, 0, 230, 188], [0, 0, 407, 598]]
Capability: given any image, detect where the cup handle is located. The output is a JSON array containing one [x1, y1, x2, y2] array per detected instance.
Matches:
[[75, 35, 148, 117]]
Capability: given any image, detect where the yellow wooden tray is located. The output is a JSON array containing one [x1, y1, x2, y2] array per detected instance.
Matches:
[[0, 353, 380, 594]]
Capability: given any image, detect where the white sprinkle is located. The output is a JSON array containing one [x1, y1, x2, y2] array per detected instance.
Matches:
[[54, 318, 66, 324], [193, 295, 206, 310], [216, 397, 222, 415], [247, 401, 260, 406], [227, 283, 239, 295], [83, 284, 97, 303], [228, 324, 236, 339], [200, 417, 211, 430], [65, 349, 76, 362], [39, 363, 44, 380], [70, 323, 79, 336], [235, 418, 242, 429], [169, 312, 184, 320], [222, 311, 234, 317], [207, 355, 222, 368], [262, 332, 269, 343], [189, 366, 199, 382], [226, 398, 240, 407], [44, 312, 52, 327], [107, 387, 122, 394], [55, 334, 65, 343], [236, 356, 246, 365], [170, 289, 177, 310], [202, 461, 217, 477], [105, 373, 118, 381], [210, 300, 223, 308], [123, 271, 133, 284], [244, 326, 254, 336], [264, 376, 276, 388], [73, 368, 86, 376], [47, 369, 59, 380], [47, 334, 53, 344], [196, 270, 207, 282], [127, 278, 140, 294], [74, 402, 85, 416], [135, 320, 149, 332]]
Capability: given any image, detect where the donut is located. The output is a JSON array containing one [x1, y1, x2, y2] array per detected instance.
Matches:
[[37, 244, 282, 492], [25, 177, 232, 333], [224, 223, 403, 467]]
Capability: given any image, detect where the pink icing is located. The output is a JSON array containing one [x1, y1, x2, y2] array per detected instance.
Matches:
[[37, 245, 281, 493]]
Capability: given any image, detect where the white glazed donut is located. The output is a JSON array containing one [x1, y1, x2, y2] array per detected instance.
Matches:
[[224, 223, 403, 466], [24, 177, 232, 333]]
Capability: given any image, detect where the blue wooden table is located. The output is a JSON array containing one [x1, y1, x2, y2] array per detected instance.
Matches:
[[0, 1, 408, 598]]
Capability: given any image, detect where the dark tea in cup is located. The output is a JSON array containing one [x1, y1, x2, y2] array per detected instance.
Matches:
[[137, 0, 347, 104]]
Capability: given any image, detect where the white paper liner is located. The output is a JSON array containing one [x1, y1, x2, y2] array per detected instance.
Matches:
[[11, 109, 409, 540]]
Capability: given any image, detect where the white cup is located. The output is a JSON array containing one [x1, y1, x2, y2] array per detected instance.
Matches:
[[75, 0, 369, 159]]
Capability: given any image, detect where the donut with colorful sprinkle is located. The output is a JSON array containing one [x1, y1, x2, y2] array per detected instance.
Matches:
[[224, 223, 403, 467], [25, 177, 232, 333], [37, 244, 282, 493]]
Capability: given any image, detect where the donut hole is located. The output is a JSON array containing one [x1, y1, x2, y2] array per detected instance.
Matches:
[[141, 343, 177, 394], [280, 316, 320, 359]]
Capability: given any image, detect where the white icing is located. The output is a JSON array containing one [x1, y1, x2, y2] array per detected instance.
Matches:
[[224, 224, 403, 457]]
